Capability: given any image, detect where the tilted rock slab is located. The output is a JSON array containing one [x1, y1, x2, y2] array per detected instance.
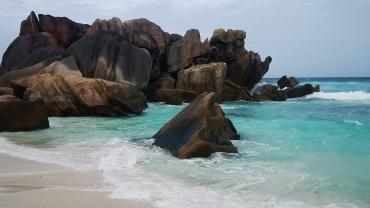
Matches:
[[153, 92, 239, 159]]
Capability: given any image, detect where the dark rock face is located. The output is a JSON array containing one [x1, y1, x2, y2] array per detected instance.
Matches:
[[277, 75, 299, 89], [0, 32, 59, 75], [153, 92, 239, 159], [124, 18, 167, 57], [227, 54, 272, 90], [87, 17, 128, 36], [12, 74, 147, 117], [285, 84, 314, 99], [253, 84, 286, 101], [38, 14, 90, 48], [20, 11, 41, 36], [67, 31, 152, 89], [0, 99, 49, 132], [176, 63, 227, 100], [152, 89, 197, 105], [209, 29, 272, 91], [209, 29, 247, 63], [167, 29, 209, 73], [87, 18, 161, 81]]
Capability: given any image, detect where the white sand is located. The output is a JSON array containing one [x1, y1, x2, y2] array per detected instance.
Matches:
[[0, 153, 152, 208]]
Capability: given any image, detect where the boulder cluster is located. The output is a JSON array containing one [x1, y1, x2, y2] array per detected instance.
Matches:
[[253, 76, 320, 101], [0, 12, 319, 158], [0, 12, 273, 107]]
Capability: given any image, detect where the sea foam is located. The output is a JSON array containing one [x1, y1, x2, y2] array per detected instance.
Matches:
[[305, 91, 370, 101]]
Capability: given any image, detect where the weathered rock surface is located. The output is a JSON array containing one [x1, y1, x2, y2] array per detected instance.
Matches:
[[0, 32, 59, 75], [277, 75, 299, 89], [125, 18, 167, 56], [38, 14, 90, 48], [20, 11, 41, 35], [0, 98, 49, 132], [167, 29, 209, 73], [88, 17, 128, 36], [285, 84, 314, 99], [209, 29, 247, 63], [209, 29, 272, 90], [152, 89, 197, 105], [0, 56, 80, 87], [226, 52, 272, 90], [67, 31, 152, 89], [153, 92, 239, 159], [12, 74, 147, 117], [0, 87, 13, 95], [176, 63, 227, 99], [222, 80, 251, 101], [253, 84, 286, 101]]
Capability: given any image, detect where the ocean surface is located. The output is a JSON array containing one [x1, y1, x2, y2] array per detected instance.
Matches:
[[1, 77, 370, 208]]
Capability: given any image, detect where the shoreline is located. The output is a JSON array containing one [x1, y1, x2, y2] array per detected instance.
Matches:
[[0, 153, 152, 208]]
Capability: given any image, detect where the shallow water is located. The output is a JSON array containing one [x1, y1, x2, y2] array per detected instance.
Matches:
[[1, 77, 370, 208]]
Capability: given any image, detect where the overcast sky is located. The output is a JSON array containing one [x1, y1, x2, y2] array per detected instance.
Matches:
[[0, 0, 369, 77]]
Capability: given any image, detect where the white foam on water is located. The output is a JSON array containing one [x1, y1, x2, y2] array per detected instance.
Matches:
[[96, 139, 360, 208], [0, 137, 99, 170], [0, 137, 362, 208], [344, 120, 363, 126], [306, 91, 370, 101]]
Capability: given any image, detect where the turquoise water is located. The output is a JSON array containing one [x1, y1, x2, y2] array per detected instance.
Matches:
[[1, 78, 370, 208]]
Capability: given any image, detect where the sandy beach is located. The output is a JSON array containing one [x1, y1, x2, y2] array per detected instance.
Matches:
[[0, 153, 152, 208]]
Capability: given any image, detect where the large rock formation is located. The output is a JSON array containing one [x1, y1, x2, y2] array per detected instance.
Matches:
[[176, 63, 227, 100], [12, 74, 147, 117], [167, 29, 209, 73], [153, 92, 239, 159], [209, 29, 272, 91], [0, 98, 49, 132], [67, 31, 152, 89]]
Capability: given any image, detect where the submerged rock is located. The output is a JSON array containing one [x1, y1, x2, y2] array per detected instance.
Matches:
[[12, 74, 147, 117], [0, 98, 49, 132], [153, 92, 239, 159]]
